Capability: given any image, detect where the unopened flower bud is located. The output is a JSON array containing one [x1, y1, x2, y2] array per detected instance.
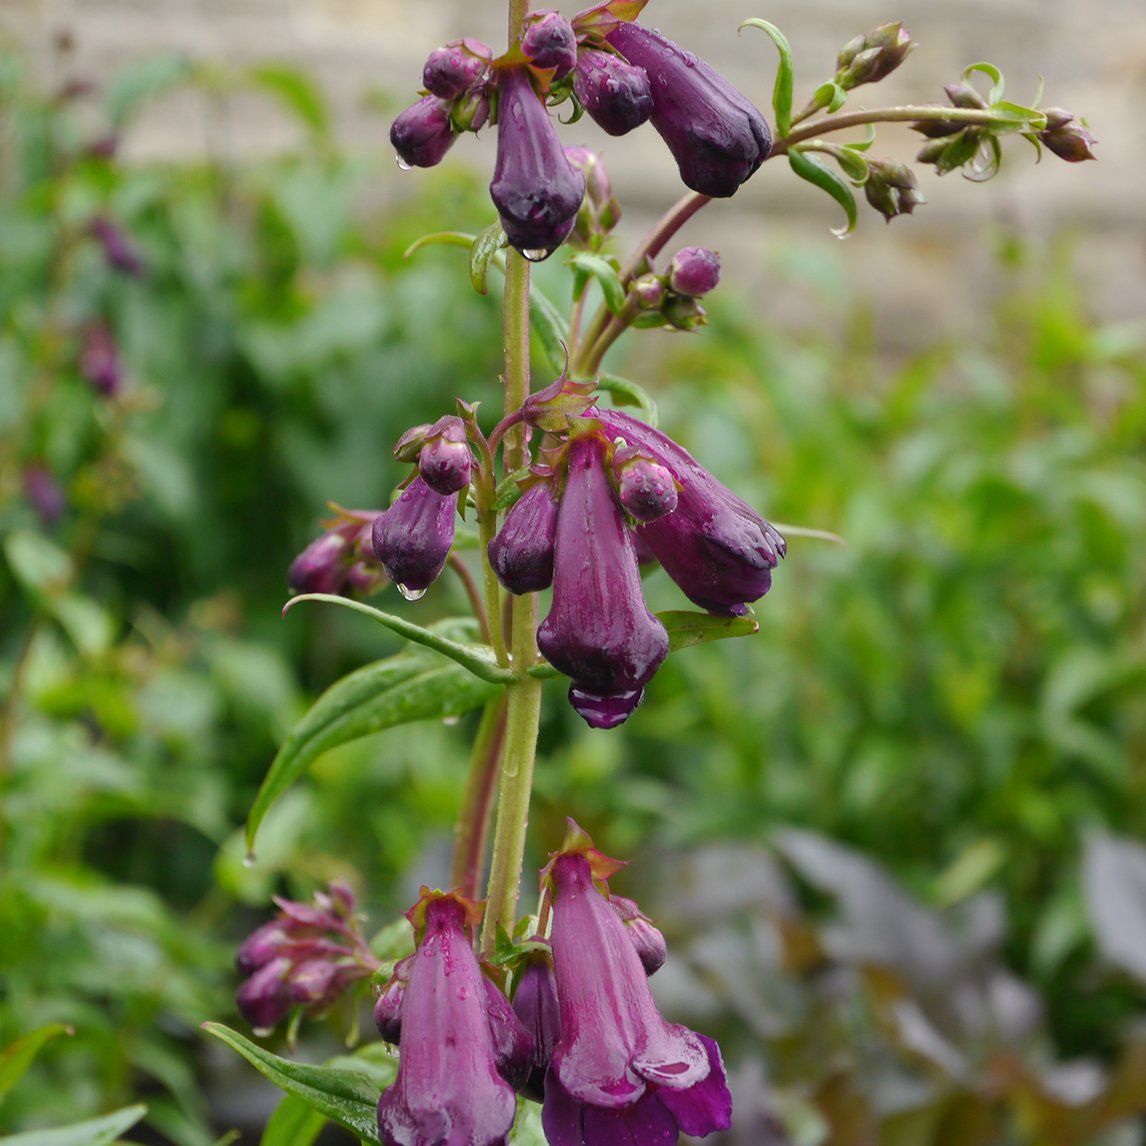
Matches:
[[512, 951, 562, 1102], [836, 21, 915, 90], [374, 954, 413, 1045], [521, 10, 578, 79], [613, 448, 678, 523], [452, 85, 492, 133], [632, 273, 665, 310], [418, 416, 473, 495], [79, 321, 121, 396], [863, 158, 926, 221], [572, 48, 653, 137], [390, 95, 457, 169], [1038, 108, 1098, 162], [90, 216, 144, 276], [372, 477, 456, 595], [565, 146, 622, 246], [488, 480, 558, 594], [944, 81, 989, 110], [422, 39, 492, 100], [288, 515, 383, 598], [667, 246, 721, 298], [661, 294, 707, 332], [610, 894, 667, 976]]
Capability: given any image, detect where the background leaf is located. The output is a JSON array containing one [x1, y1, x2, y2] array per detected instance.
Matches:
[[0, 1104, 146, 1146]]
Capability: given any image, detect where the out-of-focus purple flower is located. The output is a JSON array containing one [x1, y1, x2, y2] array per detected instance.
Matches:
[[541, 837, 733, 1143], [390, 95, 457, 169], [376, 891, 532, 1146], [490, 67, 585, 260], [90, 215, 144, 276], [537, 433, 668, 728], [1038, 107, 1098, 162], [605, 22, 771, 197], [288, 512, 385, 598], [23, 464, 66, 527], [79, 321, 121, 396], [512, 950, 562, 1102], [598, 409, 785, 615], [422, 38, 493, 100], [572, 48, 653, 137], [612, 445, 678, 523], [371, 477, 456, 597], [521, 10, 578, 79], [417, 415, 473, 495], [235, 882, 375, 1034], [488, 480, 559, 594], [565, 146, 622, 248], [668, 246, 721, 297]]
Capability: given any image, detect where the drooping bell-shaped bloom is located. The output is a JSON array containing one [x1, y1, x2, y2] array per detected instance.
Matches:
[[490, 67, 586, 260], [488, 480, 559, 594], [376, 892, 533, 1146], [572, 48, 654, 137], [605, 22, 771, 198], [391, 95, 457, 169], [542, 845, 733, 1143], [537, 434, 668, 728], [371, 477, 457, 596], [598, 409, 785, 615]]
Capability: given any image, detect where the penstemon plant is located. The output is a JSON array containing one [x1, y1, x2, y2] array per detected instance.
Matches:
[[206, 1, 1095, 1143]]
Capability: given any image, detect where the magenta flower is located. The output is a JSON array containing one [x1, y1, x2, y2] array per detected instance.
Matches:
[[537, 433, 668, 729], [488, 480, 559, 594], [490, 67, 585, 260], [598, 409, 785, 615], [511, 950, 562, 1102], [605, 22, 770, 198], [376, 891, 532, 1146], [371, 477, 457, 596], [541, 842, 732, 1143]]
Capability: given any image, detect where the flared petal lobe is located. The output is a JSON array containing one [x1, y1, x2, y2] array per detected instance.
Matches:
[[605, 22, 770, 197]]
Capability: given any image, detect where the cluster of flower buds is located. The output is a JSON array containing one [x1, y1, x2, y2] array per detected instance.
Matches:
[[1037, 107, 1098, 163], [835, 21, 915, 90], [564, 146, 621, 251], [368, 824, 730, 1145], [234, 882, 377, 1034], [390, 4, 772, 261], [488, 406, 784, 728], [863, 158, 926, 222], [631, 244, 722, 331], [287, 507, 387, 599], [370, 415, 475, 600]]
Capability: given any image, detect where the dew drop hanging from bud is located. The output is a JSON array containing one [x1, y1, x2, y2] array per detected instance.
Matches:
[[522, 248, 551, 262], [242, 851, 258, 869], [395, 155, 413, 171], [398, 583, 427, 601]]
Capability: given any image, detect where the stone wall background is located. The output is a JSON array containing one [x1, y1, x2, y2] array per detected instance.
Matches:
[[2, 0, 1142, 345]]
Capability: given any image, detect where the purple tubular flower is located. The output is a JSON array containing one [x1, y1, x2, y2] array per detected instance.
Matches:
[[371, 477, 456, 594], [289, 515, 385, 598], [418, 415, 473, 495], [90, 215, 145, 275], [537, 434, 668, 729], [390, 95, 457, 169], [490, 67, 586, 260], [236, 956, 295, 1032], [521, 10, 578, 78], [512, 951, 562, 1102], [605, 22, 771, 198], [377, 894, 530, 1146], [572, 48, 653, 137], [598, 409, 786, 615], [542, 852, 732, 1142], [668, 246, 721, 298], [488, 481, 559, 594]]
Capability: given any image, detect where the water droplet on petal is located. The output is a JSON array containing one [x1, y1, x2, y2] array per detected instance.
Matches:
[[242, 851, 258, 869], [522, 247, 551, 262], [395, 155, 413, 171], [397, 583, 427, 601]]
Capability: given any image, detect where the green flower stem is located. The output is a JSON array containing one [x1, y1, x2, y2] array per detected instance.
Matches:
[[450, 697, 508, 899], [770, 105, 1041, 156]]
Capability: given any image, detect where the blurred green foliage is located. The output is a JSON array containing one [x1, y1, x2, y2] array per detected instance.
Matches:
[[1, 32, 1144, 1146]]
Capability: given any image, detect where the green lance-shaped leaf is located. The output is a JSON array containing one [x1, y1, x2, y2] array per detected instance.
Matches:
[[568, 253, 626, 315], [659, 610, 759, 652], [246, 636, 503, 851], [0, 1105, 147, 1146], [788, 148, 858, 236], [260, 1094, 328, 1146], [0, 1024, 73, 1107], [595, 373, 659, 427], [248, 64, 332, 137], [470, 223, 506, 295], [282, 594, 513, 683], [740, 19, 794, 137], [202, 1024, 382, 1146]]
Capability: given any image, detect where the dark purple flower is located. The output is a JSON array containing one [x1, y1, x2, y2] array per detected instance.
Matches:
[[22, 464, 66, 527], [598, 409, 785, 615], [541, 847, 732, 1143], [668, 246, 721, 298], [391, 95, 457, 169], [488, 480, 559, 594], [490, 67, 585, 260], [572, 48, 653, 137], [371, 477, 457, 597], [537, 433, 668, 728], [377, 892, 532, 1146], [521, 10, 578, 79], [423, 39, 492, 100], [90, 215, 144, 276], [373, 953, 413, 1045], [79, 321, 121, 396], [612, 446, 678, 523], [606, 22, 771, 198], [511, 950, 562, 1102], [417, 415, 473, 495], [289, 513, 385, 598]]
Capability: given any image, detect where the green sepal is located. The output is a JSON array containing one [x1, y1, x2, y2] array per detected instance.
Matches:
[[831, 146, 871, 183], [567, 253, 626, 315], [658, 609, 760, 652], [494, 468, 533, 511], [201, 1024, 385, 1146], [402, 231, 477, 259], [811, 79, 848, 115], [788, 148, 858, 236], [595, 373, 659, 427], [739, 19, 794, 137]]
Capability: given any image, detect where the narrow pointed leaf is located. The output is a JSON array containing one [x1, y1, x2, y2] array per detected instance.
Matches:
[[789, 149, 858, 236], [202, 1024, 382, 1145], [469, 223, 506, 295], [403, 231, 477, 259], [595, 373, 659, 427], [0, 1104, 146, 1146], [740, 19, 794, 137], [658, 609, 759, 652], [0, 1024, 72, 1106], [260, 1094, 328, 1146], [568, 253, 626, 315], [529, 284, 570, 374]]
